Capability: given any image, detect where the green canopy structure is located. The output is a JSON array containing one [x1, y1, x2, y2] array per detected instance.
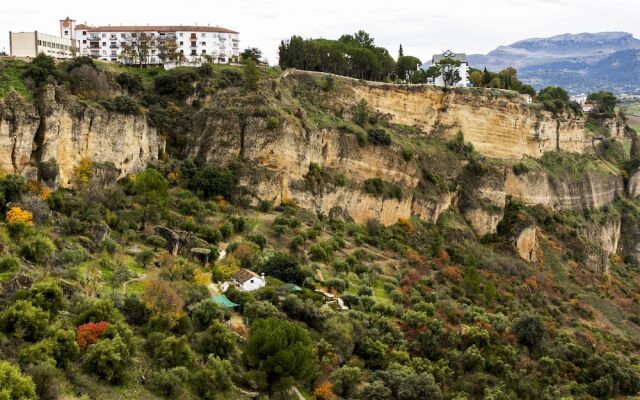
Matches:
[[212, 294, 239, 308]]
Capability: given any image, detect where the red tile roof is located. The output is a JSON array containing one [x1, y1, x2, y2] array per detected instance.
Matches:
[[232, 268, 261, 284], [74, 24, 238, 34]]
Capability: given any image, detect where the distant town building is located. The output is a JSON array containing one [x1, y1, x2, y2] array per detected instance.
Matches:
[[521, 94, 533, 104], [9, 31, 78, 59], [63, 17, 240, 65], [231, 268, 266, 292], [581, 102, 595, 113], [570, 94, 588, 104], [429, 50, 470, 88]]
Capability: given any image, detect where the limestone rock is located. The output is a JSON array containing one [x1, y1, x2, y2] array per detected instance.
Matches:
[[515, 226, 538, 263]]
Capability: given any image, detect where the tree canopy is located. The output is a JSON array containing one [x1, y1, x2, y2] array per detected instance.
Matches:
[[278, 31, 395, 81]]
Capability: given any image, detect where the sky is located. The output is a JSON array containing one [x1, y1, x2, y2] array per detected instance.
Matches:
[[2, 0, 639, 64]]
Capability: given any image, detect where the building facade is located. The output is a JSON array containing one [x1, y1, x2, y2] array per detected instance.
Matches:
[[429, 50, 470, 88], [63, 18, 239, 65], [231, 269, 266, 292], [9, 31, 78, 59]]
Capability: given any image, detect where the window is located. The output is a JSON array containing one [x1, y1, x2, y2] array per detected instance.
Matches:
[[201, 41, 206, 45], [179, 41, 183, 46], [179, 32, 183, 37], [64, 30, 68, 35], [202, 50, 206, 54], [121, 33, 126, 38], [180, 49, 184, 54], [82, 31, 87, 35], [82, 40, 86, 44], [102, 33, 106, 38], [201, 33, 205, 38], [102, 42, 106, 46]]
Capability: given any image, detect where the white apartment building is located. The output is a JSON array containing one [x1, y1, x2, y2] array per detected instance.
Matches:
[[60, 17, 239, 65], [9, 31, 78, 59], [429, 50, 470, 88]]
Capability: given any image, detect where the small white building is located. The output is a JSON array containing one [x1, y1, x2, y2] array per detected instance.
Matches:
[[429, 50, 469, 88], [9, 31, 78, 59], [231, 269, 266, 292]]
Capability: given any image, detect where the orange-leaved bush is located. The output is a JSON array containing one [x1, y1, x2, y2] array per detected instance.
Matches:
[[6, 207, 33, 225], [76, 321, 110, 349]]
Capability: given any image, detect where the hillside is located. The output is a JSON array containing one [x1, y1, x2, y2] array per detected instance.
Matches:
[[468, 32, 640, 94], [1, 57, 640, 399]]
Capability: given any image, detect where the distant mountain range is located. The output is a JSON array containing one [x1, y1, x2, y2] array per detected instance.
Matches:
[[467, 32, 640, 95]]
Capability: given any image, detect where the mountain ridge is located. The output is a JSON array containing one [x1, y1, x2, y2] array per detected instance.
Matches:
[[467, 31, 640, 94]]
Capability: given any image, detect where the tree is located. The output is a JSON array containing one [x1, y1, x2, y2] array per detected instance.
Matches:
[[244, 58, 259, 90], [0, 300, 50, 341], [330, 365, 361, 397], [191, 299, 225, 331], [398, 44, 404, 58], [189, 165, 236, 200], [23, 53, 58, 88], [191, 356, 234, 399], [396, 56, 422, 82], [469, 70, 484, 87], [0, 360, 37, 400], [131, 168, 169, 226], [397, 373, 443, 400], [142, 280, 185, 320], [437, 57, 462, 87], [241, 47, 263, 64], [512, 314, 544, 350], [83, 336, 132, 383], [259, 252, 306, 284], [195, 321, 237, 359], [154, 335, 196, 368], [244, 318, 315, 392], [588, 91, 617, 114]]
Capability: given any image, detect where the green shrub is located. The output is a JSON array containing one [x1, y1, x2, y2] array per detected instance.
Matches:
[[367, 127, 391, 146], [0, 255, 20, 272], [512, 314, 544, 350], [0, 300, 50, 341], [83, 336, 132, 383], [116, 72, 143, 93], [512, 162, 531, 176], [147, 367, 188, 397], [363, 178, 403, 200], [0, 360, 37, 400], [267, 116, 279, 130], [217, 68, 244, 88], [111, 95, 139, 114]]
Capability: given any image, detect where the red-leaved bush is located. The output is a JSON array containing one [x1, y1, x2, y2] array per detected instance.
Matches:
[[76, 321, 110, 349]]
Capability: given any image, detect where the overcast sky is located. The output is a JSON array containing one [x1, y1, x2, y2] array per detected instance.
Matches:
[[2, 0, 639, 64]]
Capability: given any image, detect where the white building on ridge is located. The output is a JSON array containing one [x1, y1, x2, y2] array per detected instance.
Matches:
[[60, 17, 240, 65], [429, 50, 470, 88]]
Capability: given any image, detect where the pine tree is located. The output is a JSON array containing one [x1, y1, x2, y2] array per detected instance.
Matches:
[[398, 44, 404, 58]]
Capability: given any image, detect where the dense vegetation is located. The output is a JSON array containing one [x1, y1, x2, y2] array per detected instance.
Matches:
[[0, 54, 639, 400]]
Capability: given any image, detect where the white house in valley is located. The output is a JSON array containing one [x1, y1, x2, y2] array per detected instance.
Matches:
[[429, 50, 470, 88], [59, 17, 240, 65], [231, 268, 266, 292]]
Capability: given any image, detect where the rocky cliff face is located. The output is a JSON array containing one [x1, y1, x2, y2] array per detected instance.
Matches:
[[350, 82, 623, 160], [0, 86, 161, 187], [185, 72, 630, 237]]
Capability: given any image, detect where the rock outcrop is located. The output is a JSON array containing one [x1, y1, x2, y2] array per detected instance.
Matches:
[[0, 86, 161, 187], [515, 226, 538, 263]]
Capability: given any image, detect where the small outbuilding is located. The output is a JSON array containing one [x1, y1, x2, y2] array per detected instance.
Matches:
[[231, 268, 266, 292]]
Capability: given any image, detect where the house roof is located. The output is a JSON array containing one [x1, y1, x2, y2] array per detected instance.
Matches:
[[74, 24, 238, 34], [61, 17, 74, 28], [433, 50, 467, 64], [232, 268, 261, 284], [211, 294, 239, 308]]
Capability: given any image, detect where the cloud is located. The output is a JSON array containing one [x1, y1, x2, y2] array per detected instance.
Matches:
[[0, 0, 638, 64]]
